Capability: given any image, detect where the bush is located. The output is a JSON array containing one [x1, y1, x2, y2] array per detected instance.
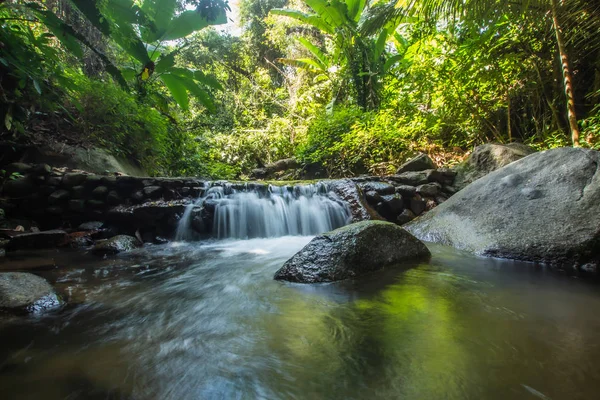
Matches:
[[205, 117, 296, 178], [72, 79, 173, 174], [297, 107, 426, 176]]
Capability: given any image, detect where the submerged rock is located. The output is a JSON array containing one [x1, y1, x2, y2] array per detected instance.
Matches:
[[0, 272, 61, 313], [405, 147, 600, 274], [453, 143, 534, 190], [91, 235, 141, 255], [274, 221, 430, 283]]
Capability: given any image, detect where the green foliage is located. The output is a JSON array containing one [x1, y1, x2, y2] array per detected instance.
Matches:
[[72, 79, 173, 174], [298, 106, 420, 176], [271, 0, 404, 110], [3, 0, 600, 180], [581, 103, 600, 150], [67, 0, 228, 111], [0, 4, 74, 135], [0, 170, 24, 182]]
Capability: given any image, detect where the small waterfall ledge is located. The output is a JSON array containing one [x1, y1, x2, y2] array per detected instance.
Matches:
[[175, 182, 351, 240]]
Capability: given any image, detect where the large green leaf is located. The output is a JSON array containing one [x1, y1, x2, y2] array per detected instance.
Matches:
[[112, 23, 151, 64], [382, 53, 405, 73], [160, 73, 190, 110], [141, 0, 178, 42], [69, 0, 111, 36], [69, 0, 150, 64], [346, 0, 367, 21], [297, 37, 329, 70], [33, 9, 83, 58], [155, 51, 177, 73], [104, 0, 140, 24], [121, 67, 138, 80], [304, 0, 348, 29], [194, 71, 223, 91], [177, 77, 216, 113], [271, 9, 335, 35], [373, 29, 389, 62], [166, 67, 195, 79], [162, 8, 227, 40]]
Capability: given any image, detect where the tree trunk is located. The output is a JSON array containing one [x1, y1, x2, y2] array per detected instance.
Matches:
[[551, 0, 580, 146], [507, 90, 512, 142]]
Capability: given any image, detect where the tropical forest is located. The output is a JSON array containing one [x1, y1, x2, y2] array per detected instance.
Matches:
[[1, 1, 600, 399]]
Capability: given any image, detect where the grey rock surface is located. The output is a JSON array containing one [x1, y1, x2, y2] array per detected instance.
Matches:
[[453, 143, 534, 190], [405, 147, 600, 273], [0, 272, 61, 312], [274, 221, 430, 283]]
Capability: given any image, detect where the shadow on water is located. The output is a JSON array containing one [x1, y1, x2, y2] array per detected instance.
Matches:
[[1, 239, 600, 399]]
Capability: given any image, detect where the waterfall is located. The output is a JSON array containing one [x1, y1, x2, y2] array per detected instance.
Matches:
[[176, 182, 350, 240]]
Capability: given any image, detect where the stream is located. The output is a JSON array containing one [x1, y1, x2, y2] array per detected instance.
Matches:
[[1, 238, 599, 399]]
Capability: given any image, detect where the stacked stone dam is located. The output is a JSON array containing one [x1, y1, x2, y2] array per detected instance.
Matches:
[[0, 154, 457, 244]]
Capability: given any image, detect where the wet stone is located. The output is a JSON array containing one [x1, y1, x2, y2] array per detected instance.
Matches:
[[92, 186, 109, 199], [359, 181, 396, 195], [78, 221, 104, 231], [62, 173, 87, 188], [106, 190, 122, 205], [87, 200, 105, 209], [68, 199, 86, 213], [48, 189, 70, 204], [46, 206, 63, 215], [71, 185, 85, 198], [91, 235, 141, 255], [143, 186, 163, 199], [397, 209, 416, 225], [416, 183, 441, 197], [0, 272, 61, 313], [394, 184, 417, 198], [410, 197, 427, 216], [6, 230, 68, 251]]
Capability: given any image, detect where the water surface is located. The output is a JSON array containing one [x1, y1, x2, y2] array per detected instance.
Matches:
[[1, 239, 599, 400]]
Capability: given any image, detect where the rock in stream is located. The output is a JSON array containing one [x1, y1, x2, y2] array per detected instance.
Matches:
[[274, 221, 430, 283]]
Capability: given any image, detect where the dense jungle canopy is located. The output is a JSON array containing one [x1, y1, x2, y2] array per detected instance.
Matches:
[[1, 0, 599, 178]]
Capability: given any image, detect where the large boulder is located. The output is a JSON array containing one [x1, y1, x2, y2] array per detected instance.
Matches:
[[0, 272, 61, 313], [453, 143, 534, 190], [405, 147, 600, 274], [274, 221, 430, 283]]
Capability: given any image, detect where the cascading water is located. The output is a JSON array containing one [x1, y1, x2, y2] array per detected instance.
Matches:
[[175, 182, 350, 240]]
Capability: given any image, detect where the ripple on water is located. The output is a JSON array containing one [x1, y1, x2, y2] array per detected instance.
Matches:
[[0, 240, 599, 400]]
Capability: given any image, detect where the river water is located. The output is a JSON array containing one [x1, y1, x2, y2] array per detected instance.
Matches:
[[1, 238, 599, 400]]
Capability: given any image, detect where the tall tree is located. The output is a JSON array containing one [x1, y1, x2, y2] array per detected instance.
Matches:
[[364, 0, 600, 146], [271, 0, 404, 110]]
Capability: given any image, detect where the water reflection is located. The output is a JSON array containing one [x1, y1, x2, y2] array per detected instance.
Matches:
[[0, 240, 599, 399]]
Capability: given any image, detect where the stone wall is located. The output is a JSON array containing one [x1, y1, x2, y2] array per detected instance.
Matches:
[[0, 157, 457, 242], [1, 163, 206, 231]]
